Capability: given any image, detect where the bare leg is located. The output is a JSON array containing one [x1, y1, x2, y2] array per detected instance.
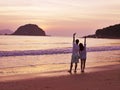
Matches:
[[81, 60, 82, 72], [74, 63, 77, 73], [81, 60, 84, 72], [83, 59, 86, 71], [68, 62, 73, 73]]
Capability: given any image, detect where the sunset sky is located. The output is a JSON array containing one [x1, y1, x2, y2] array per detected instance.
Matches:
[[0, 0, 120, 36]]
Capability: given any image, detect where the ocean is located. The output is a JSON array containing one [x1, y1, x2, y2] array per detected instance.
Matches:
[[0, 35, 120, 72]]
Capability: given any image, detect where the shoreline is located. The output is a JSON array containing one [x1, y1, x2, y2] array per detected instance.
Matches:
[[0, 63, 119, 82], [0, 61, 119, 77], [0, 64, 120, 90]]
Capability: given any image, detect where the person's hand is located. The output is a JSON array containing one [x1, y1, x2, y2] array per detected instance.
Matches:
[[73, 33, 76, 36]]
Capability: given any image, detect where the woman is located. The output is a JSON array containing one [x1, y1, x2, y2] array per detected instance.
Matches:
[[79, 37, 87, 73]]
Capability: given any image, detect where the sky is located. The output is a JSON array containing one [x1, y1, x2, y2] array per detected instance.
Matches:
[[0, 0, 120, 36]]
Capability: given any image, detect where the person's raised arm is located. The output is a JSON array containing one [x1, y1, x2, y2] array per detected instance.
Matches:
[[73, 33, 76, 43], [84, 37, 86, 46]]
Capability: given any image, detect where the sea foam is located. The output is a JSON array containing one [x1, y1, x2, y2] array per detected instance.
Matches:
[[0, 46, 120, 57]]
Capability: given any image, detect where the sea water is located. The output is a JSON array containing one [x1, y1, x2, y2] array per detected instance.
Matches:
[[0, 35, 120, 69]]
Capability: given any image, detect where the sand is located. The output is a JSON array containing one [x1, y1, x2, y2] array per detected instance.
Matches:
[[0, 50, 120, 90], [0, 64, 120, 90]]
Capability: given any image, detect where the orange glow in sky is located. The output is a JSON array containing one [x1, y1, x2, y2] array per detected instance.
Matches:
[[0, 0, 120, 36]]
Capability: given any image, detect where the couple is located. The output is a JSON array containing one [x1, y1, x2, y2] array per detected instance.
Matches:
[[68, 33, 87, 73]]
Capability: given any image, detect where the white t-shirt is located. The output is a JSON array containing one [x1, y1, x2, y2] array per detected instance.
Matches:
[[72, 42, 79, 55]]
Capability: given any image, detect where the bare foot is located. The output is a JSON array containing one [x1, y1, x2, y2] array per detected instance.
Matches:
[[68, 70, 72, 74]]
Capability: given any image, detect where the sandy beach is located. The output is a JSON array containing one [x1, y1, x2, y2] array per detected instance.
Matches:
[[0, 64, 120, 90], [0, 0, 120, 89], [0, 50, 120, 90], [0, 36, 120, 90]]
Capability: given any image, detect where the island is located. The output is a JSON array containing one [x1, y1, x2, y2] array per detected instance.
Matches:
[[12, 24, 46, 36], [85, 24, 120, 39]]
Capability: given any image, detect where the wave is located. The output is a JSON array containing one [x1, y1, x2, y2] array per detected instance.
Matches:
[[0, 46, 120, 57]]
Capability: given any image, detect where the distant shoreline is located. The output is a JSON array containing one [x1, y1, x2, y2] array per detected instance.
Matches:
[[84, 36, 120, 39], [0, 34, 120, 39], [0, 34, 49, 36]]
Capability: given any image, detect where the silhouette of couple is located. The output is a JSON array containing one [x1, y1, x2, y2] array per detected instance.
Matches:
[[68, 33, 87, 73]]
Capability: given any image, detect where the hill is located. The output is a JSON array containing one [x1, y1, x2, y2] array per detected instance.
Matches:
[[85, 24, 120, 39], [12, 24, 46, 36]]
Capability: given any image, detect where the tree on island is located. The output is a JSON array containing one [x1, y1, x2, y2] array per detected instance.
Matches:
[[12, 24, 46, 36], [85, 24, 120, 39]]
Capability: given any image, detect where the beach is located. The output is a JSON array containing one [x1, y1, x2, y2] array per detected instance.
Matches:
[[0, 36, 120, 90], [0, 50, 120, 76], [0, 64, 120, 90], [0, 0, 120, 89], [0, 50, 120, 90]]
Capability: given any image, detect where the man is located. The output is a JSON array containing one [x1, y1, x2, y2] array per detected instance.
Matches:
[[68, 33, 79, 73]]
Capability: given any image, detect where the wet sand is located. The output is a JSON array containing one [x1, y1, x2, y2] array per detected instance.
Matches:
[[0, 50, 120, 90], [0, 64, 120, 90]]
